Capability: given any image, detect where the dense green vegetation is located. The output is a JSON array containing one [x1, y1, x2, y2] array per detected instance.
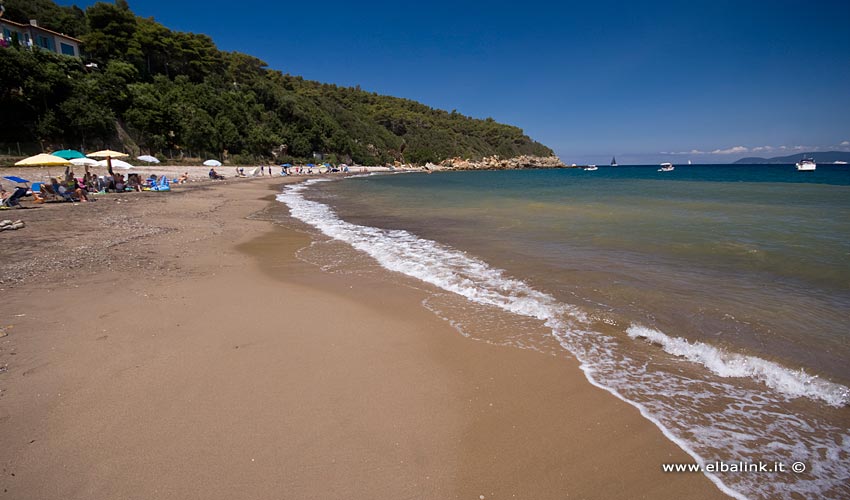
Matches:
[[0, 0, 553, 164]]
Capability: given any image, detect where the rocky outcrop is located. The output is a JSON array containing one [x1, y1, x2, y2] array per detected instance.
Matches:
[[439, 155, 566, 170]]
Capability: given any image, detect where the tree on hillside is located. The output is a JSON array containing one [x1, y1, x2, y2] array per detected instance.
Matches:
[[1, 0, 554, 163], [83, 0, 137, 63], [2, 0, 87, 37]]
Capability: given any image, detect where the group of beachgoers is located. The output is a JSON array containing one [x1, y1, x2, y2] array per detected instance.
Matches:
[[1, 166, 193, 206], [4, 160, 364, 208], [208, 164, 354, 180]]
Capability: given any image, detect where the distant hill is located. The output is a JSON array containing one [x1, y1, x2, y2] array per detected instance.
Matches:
[[734, 151, 850, 164]]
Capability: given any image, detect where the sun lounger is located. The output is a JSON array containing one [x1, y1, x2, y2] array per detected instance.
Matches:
[[1, 186, 29, 208]]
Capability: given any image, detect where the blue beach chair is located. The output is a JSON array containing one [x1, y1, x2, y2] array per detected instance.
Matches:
[[1, 186, 29, 208]]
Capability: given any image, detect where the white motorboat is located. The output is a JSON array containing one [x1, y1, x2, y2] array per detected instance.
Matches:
[[584, 165, 598, 171], [658, 162, 674, 172], [795, 158, 816, 171]]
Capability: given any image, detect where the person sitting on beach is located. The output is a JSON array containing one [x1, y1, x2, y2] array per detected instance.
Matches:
[[209, 168, 224, 180], [98, 175, 112, 193], [177, 172, 189, 184], [83, 169, 98, 192], [127, 173, 143, 192], [52, 177, 88, 201], [114, 173, 126, 192], [69, 179, 88, 201]]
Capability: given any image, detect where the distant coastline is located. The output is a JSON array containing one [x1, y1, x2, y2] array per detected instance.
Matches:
[[733, 151, 850, 164]]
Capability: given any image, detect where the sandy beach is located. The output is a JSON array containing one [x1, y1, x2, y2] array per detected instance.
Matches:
[[0, 174, 728, 499]]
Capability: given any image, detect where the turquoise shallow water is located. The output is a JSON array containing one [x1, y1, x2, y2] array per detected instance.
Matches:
[[313, 165, 850, 380], [282, 165, 850, 499]]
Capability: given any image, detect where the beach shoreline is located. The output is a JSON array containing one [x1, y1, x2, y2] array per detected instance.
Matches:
[[0, 175, 728, 499]]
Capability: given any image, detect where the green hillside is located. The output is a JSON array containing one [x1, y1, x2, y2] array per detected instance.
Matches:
[[0, 0, 553, 165]]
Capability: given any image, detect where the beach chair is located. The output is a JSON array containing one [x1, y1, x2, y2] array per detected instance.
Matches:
[[37, 182, 63, 202], [31, 182, 56, 203], [51, 180, 77, 202], [1, 186, 29, 208], [31, 182, 45, 203]]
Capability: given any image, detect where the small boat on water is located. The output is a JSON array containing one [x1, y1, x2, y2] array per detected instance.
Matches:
[[833, 160, 847, 165], [658, 162, 674, 172], [610, 156, 618, 167], [584, 165, 598, 171], [796, 158, 816, 171]]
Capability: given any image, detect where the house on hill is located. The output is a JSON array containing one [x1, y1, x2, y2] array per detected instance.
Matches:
[[0, 18, 81, 57]]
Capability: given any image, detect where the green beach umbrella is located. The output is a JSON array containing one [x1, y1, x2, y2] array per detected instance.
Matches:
[[51, 149, 86, 160]]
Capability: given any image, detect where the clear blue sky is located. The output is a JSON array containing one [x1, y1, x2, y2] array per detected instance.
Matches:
[[59, 0, 850, 164]]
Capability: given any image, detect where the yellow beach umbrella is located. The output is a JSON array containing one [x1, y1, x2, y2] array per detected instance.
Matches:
[[87, 149, 129, 158], [87, 150, 129, 175], [14, 153, 71, 166]]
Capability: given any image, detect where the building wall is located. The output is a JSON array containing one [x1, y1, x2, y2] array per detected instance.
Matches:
[[0, 19, 79, 57]]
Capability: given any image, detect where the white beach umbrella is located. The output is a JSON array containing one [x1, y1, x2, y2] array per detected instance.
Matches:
[[137, 155, 160, 163], [70, 157, 99, 166], [203, 159, 222, 167], [96, 159, 133, 169]]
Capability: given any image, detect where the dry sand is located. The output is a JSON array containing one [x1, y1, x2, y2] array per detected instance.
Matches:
[[0, 174, 729, 499]]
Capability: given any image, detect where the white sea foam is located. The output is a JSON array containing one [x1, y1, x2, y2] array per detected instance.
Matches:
[[279, 180, 584, 325], [278, 178, 850, 500], [627, 325, 850, 407]]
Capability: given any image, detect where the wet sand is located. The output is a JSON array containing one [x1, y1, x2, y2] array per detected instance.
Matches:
[[0, 175, 728, 499]]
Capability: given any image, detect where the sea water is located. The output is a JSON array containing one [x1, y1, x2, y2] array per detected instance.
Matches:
[[277, 165, 850, 500]]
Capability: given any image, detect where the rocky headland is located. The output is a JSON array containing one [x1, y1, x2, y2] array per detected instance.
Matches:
[[435, 155, 566, 170]]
